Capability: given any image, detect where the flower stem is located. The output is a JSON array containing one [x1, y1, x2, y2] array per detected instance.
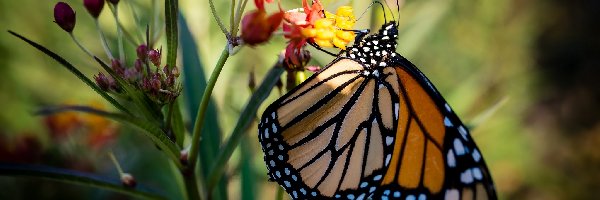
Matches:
[[111, 5, 126, 61], [108, 151, 124, 175], [69, 33, 94, 58], [183, 173, 201, 200], [187, 45, 230, 171], [94, 19, 115, 60], [209, 0, 229, 38]]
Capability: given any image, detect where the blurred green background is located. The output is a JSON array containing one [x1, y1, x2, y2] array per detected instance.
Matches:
[[1, 0, 599, 199]]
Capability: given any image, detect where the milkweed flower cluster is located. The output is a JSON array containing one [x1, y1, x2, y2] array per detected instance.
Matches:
[[94, 45, 181, 105], [241, 0, 357, 69], [301, 6, 356, 50], [53, 1, 181, 106]]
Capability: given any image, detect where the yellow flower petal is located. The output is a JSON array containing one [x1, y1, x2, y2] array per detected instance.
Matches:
[[301, 28, 317, 38], [336, 20, 355, 30], [314, 18, 334, 29], [317, 29, 335, 40], [314, 38, 333, 47], [333, 37, 347, 50], [336, 30, 355, 42], [336, 6, 354, 17]]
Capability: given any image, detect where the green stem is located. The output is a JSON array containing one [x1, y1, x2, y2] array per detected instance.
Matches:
[[183, 173, 201, 200], [108, 151, 124, 175], [69, 33, 94, 58], [187, 46, 230, 172], [94, 19, 115, 60], [209, 0, 229, 37], [111, 5, 125, 61]]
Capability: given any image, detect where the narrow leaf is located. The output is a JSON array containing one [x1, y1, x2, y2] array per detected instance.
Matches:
[[0, 163, 165, 200], [179, 14, 226, 199], [207, 66, 284, 189], [7, 31, 130, 115], [165, 0, 178, 69], [171, 101, 186, 147]]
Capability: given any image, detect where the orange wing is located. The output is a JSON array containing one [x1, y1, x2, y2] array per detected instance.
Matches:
[[372, 58, 497, 200]]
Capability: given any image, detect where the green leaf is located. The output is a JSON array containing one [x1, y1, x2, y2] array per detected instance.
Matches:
[[171, 101, 186, 147], [0, 163, 166, 200], [179, 14, 226, 199], [207, 66, 285, 190], [37, 105, 181, 168], [7, 31, 131, 115], [240, 134, 256, 200], [165, 0, 178, 69]]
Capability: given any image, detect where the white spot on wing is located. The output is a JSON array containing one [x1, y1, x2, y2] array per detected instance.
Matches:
[[454, 138, 466, 156], [472, 167, 483, 180], [394, 103, 399, 119], [460, 169, 474, 184], [472, 149, 481, 162], [444, 117, 453, 127], [447, 150, 456, 167], [386, 136, 394, 146], [385, 154, 391, 166], [374, 175, 382, 181], [458, 126, 468, 140]]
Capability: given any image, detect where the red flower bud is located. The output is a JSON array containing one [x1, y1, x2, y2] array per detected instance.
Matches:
[[241, 10, 284, 46], [94, 72, 111, 91], [111, 59, 124, 76], [148, 49, 161, 66], [84, 0, 105, 18], [136, 44, 148, 60], [284, 42, 311, 70], [53, 2, 76, 33], [134, 59, 144, 72]]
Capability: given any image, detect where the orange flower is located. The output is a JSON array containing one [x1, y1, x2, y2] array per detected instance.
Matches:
[[282, 0, 356, 68], [240, 0, 283, 46]]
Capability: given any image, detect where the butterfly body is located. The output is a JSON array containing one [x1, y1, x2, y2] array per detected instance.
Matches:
[[258, 22, 497, 200]]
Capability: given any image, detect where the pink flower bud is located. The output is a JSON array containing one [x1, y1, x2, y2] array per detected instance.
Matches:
[[94, 72, 110, 91], [53, 2, 76, 33], [136, 44, 148, 60], [134, 59, 144, 72], [148, 49, 161, 67], [84, 0, 105, 18], [111, 59, 124, 76]]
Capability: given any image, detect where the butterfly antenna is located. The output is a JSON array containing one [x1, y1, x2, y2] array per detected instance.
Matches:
[[381, 0, 397, 23], [396, 0, 401, 26], [356, 1, 386, 23]]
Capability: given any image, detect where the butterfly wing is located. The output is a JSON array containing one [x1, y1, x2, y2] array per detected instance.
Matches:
[[259, 58, 398, 199], [372, 55, 497, 200], [259, 21, 497, 200]]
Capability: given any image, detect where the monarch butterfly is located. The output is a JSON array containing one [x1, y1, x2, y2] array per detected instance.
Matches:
[[258, 20, 497, 199]]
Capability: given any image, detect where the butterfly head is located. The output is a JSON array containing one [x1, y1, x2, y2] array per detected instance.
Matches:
[[346, 21, 399, 69]]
